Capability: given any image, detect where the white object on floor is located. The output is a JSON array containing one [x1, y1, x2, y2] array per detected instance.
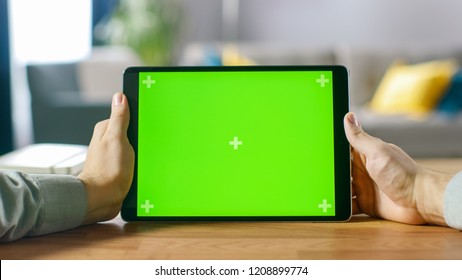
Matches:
[[0, 143, 87, 175]]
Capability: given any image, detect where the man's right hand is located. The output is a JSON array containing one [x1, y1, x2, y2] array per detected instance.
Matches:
[[344, 112, 451, 226]]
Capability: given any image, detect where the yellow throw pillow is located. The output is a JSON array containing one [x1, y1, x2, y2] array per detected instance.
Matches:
[[370, 60, 458, 115], [221, 45, 256, 66]]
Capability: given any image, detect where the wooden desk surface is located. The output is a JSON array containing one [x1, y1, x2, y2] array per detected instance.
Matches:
[[1, 158, 462, 260]]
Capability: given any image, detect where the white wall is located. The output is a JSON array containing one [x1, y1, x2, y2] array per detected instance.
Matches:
[[9, 0, 92, 148], [181, 0, 462, 49]]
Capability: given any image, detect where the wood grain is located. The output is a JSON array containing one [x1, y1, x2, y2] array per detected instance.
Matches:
[[1, 214, 461, 260], [1, 158, 461, 260]]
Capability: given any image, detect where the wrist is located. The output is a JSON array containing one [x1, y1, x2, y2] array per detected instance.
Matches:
[[78, 175, 121, 225], [414, 168, 451, 226]]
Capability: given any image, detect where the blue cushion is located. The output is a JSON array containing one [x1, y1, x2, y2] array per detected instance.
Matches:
[[437, 69, 462, 116], [202, 47, 222, 66]]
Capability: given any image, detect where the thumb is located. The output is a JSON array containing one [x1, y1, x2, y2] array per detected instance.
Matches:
[[344, 112, 383, 156], [107, 92, 130, 138]]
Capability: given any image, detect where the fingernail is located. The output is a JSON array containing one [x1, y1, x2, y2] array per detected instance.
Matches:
[[113, 92, 123, 106], [348, 113, 361, 127]]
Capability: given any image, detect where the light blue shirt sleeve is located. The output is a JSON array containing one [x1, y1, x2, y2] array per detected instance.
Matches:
[[0, 170, 87, 242], [444, 171, 462, 230]]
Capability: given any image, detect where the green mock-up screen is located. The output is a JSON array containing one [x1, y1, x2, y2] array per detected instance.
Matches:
[[137, 70, 335, 217]]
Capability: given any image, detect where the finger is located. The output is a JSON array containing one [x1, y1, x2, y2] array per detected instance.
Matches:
[[352, 197, 362, 215], [91, 120, 109, 142], [107, 92, 130, 138], [351, 159, 373, 199], [351, 148, 368, 177], [344, 112, 384, 157]]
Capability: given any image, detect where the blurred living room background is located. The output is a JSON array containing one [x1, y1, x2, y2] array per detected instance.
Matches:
[[2, 0, 462, 157]]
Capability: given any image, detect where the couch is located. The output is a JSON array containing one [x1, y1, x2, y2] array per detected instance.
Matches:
[[26, 46, 141, 145], [181, 42, 462, 157]]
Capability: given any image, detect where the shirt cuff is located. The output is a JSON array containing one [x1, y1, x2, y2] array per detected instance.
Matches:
[[29, 174, 87, 236], [444, 171, 462, 230]]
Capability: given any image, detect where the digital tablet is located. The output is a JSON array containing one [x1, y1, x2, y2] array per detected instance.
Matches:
[[121, 66, 351, 221]]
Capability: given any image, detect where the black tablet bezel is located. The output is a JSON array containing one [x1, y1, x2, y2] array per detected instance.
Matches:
[[121, 65, 351, 221]]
